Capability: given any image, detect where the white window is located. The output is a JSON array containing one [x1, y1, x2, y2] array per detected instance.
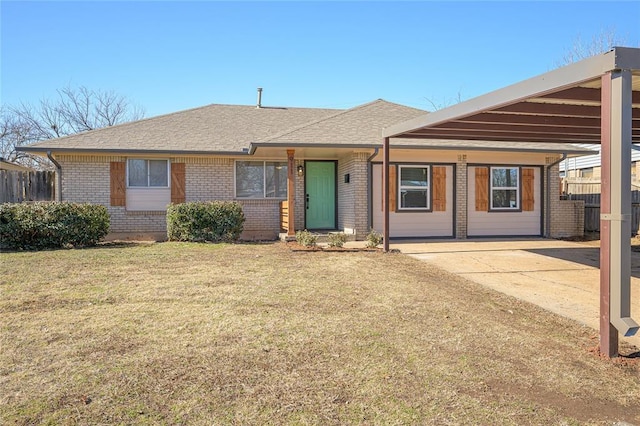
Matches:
[[235, 161, 287, 198], [399, 165, 429, 210], [127, 159, 169, 187], [490, 167, 519, 210]]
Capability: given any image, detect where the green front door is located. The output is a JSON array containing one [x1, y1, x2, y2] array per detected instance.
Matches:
[[305, 161, 336, 229]]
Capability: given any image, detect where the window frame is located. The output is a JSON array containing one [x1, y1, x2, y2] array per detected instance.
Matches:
[[489, 166, 521, 211], [397, 164, 431, 211], [126, 159, 170, 188], [234, 160, 288, 199]]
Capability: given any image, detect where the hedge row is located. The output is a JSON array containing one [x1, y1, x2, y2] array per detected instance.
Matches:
[[167, 201, 245, 243], [0, 200, 245, 250], [0, 202, 110, 250]]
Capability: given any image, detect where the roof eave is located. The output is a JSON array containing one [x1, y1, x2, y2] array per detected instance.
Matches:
[[16, 146, 251, 157], [17, 142, 593, 158], [248, 142, 379, 154]]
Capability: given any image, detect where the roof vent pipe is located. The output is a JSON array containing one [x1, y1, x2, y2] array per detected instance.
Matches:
[[256, 87, 263, 109]]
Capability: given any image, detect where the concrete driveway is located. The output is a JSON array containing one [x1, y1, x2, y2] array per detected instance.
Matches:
[[390, 238, 640, 350]]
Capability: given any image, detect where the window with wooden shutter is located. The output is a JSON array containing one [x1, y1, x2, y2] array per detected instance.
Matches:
[[398, 165, 429, 210], [490, 167, 519, 210], [110, 161, 126, 207], [475, 167, 489, 211], [171, 162, 186, 204], [522, 168, 535, 211], [432, 166, 446, 212]]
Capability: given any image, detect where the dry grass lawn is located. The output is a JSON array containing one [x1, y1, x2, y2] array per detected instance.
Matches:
[[1, 241, 640, 425]]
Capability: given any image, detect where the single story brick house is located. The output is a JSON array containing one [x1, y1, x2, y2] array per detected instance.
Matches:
[[20, 96, 590, 240]]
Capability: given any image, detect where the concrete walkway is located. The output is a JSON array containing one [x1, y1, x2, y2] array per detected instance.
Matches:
[[388, 238, 640, 351]]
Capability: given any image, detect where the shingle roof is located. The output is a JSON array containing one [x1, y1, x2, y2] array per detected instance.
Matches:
[[259, 99, 426, 146], [18, 98, 595, 156], [22, 103, 340, 154]]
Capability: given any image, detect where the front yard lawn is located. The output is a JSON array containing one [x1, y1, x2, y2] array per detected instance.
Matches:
[[1, 242, 639, 425]]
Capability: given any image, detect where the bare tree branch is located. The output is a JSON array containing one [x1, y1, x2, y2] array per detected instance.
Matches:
[[423, 90, 465, 111], [558, 28, 635, 66], [1, 86, 145, 169]]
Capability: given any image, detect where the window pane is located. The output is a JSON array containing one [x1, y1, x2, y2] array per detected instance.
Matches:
[[401, 167, 428, 187], [149, 160, 168, 187], [401, 189, 428, 208], [128, 159, 148, 187], [492, 168, 518, 188], [492, 189, 518, 208], [265, 162, 287, 198], [236, 161, 264, 198]]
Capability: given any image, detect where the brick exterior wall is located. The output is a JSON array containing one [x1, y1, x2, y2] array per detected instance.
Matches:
[[337, 152, 370, 239], [185, 158, 233, 201], [547, 159, 584, 238], [58, 155, 167, 238], [183, 158, 280, 240], [57, 155, 282, 240], [455, 155, 467, 239], [551, 200, 585, 238], [56, 152, 585, 242], [238, 199, 282, 240]]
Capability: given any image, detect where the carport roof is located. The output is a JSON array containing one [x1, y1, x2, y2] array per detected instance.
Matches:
[[383, 47, 640, 144]]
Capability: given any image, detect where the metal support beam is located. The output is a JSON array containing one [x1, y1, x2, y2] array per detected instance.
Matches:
[[600, 70, 639, 357], [382, 137, 390, 252], [286, 149, 296, 237]]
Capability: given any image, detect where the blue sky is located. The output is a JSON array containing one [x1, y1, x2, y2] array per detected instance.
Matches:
[[2, 1, 639, 118]]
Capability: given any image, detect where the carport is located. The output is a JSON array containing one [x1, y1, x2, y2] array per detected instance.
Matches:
[[381, 47, 640, 357]]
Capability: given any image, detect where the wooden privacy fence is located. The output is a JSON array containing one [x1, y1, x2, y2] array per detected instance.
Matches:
[[563, 189, 640, 234], [0, 170, 55, 203]]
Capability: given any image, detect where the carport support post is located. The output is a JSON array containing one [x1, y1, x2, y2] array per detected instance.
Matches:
[[383, 137, 390, 252], [599, 70, 634, 357]]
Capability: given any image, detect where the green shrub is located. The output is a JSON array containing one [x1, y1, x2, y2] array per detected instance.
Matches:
[[327, 232, 347, 248], [166, 201, 245, 243], [0, 202, 110, 250], [365, 228, 383, 248], [295, 229, 317, 247]]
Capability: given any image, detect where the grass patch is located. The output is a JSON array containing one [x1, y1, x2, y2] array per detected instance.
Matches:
[[1, 242, 640, 425]]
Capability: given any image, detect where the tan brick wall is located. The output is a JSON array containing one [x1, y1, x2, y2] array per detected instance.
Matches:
[[338, 152, 369, 239], [58, 155, 167, 235], [57, 155, 284, 240], [551, 200, 585, 238], [185, 159, 233, 201], [237, 199, 282, 240], [547, 160, 585, 238], [455, 155, 467, 239]]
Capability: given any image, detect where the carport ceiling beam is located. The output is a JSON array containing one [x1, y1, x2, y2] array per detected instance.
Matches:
[[429, 123, 603, 135], [397, 133, 603, 144], [539, 86, 640, 104]]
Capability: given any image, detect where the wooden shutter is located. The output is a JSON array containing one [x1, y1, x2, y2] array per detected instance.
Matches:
[[171, 162, 186, 204], [110, 161, 126, 207], [475, 167, 489, 212], [389, 165, 396, 211], [432, 166, 447, 212], [381, 165, 397, 211], [522, 168, 535, 211]]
